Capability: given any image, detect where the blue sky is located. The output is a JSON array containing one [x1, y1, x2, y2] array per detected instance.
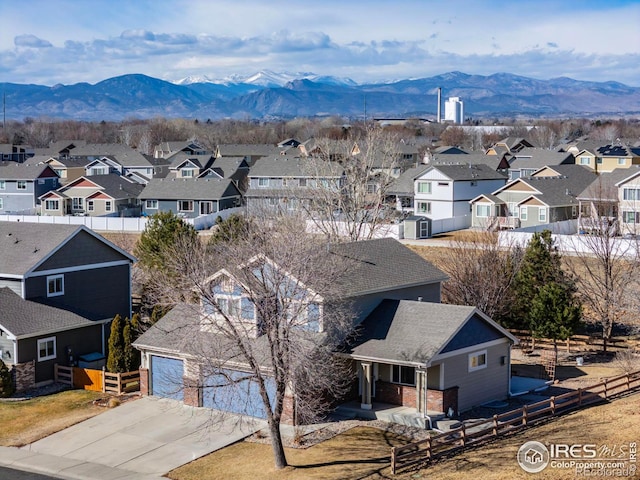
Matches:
[[1, 0, 639, 86]]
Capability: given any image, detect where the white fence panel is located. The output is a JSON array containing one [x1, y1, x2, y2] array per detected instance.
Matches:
[[431, 215, 471, 236]]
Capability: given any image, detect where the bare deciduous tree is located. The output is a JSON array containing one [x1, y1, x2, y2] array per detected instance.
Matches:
[[436, 231, 524, 325], [301, 127, 406, 241], [141, 216, 355, 470]]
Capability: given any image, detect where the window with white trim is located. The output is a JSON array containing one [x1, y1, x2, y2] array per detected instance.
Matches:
[[145, 199, 158, 209], [520, 206, 528, 221], [0, 180, 5, 190], [37, 337, 56, 361], [258, 178, 269, 187], [475, 204, 491, 217], [392, 365, 416, 386], [178, 200, 193, 212], [87, 200, 95, 211], [618, 158, 626, 165], [468, 350, 487, 372], [47, 274, 64, 297], [72, 197, 83, 210], [17, 181, 27, 190], [416, 201, 431, 214], [105, 201, 112, 212], [623, 211, 640, 224], [539, 207, 547, 222], [0, 198, 3, 210], [417, 181, 432, 194], [579, 156, 590, 165], [45, 199, 59, 210]]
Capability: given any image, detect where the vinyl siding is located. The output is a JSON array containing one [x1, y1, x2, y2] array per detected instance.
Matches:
[[441, 341, 511, 411]]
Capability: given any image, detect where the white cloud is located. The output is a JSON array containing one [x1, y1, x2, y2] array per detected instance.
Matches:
[[0, 0, 638, 86]]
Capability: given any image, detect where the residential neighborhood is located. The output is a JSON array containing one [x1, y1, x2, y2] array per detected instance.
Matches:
[[1, 122, 639, 480]]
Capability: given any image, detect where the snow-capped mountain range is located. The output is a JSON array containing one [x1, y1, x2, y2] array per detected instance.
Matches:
[[2, 70, 639, 121]]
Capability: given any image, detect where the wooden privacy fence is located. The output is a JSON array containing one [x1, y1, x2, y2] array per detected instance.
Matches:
[[390, 369, 640, 475], [509, 329, 640, 353], [54, 364, 140, 394]]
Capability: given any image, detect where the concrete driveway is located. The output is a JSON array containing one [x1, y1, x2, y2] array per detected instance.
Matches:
[[21, 396, 266, 477]]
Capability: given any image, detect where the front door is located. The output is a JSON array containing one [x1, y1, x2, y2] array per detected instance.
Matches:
[[200, 201, 213, 215]]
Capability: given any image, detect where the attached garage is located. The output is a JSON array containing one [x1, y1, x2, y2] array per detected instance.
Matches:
[[150, 355, 184, 401], [202, 369, 276, 419]]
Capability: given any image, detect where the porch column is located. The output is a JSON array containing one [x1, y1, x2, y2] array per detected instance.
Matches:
[[360, 362, 372, 410], [416, 368, 428, 414]]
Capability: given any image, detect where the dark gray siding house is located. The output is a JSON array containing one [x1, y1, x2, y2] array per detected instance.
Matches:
[[0, 163, 60, 214], [0, 221, 136, 389], [0, 288, 105, 385]]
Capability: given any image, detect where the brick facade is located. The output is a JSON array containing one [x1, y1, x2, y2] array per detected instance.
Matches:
[[183, 377, 201, 407], [375, 381, 417, 408], [426, 386, 458, 414], [374, 381, 458, 414], [139, 368, 149, 395], [13, 360, 35, 392]]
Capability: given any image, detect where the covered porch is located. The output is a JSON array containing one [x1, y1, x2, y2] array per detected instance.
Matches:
[[335, 399, 446, 430]]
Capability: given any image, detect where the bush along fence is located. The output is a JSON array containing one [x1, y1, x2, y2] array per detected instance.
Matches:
[[390, 369, 640, 475], [54, 364, 140, 394], [509, 329, 640, 354]]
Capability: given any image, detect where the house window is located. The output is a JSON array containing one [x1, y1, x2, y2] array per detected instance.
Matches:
[[145, 200, 158, 209], [268, 198, 278, 206], [178, 200, 194, 212], [579, 157, 590, 165], [181, 169, 195, 178], [416, 201, 431, 214], [45, 199, 59, 210], [0, 198, 3, 210], [475, 204, 491, 217], [217, 297, 241, 316], [91, 167, 108, 175], [0, 180, 5, 190], [437, 182, 449, 187], [623, 211, 640, 224], [87, 200, 94, 211], [17, 181, 27, 190], [623, 188, 640, 201], [392, 365, 416, 386], [572, 205, 577, 217], [417, 182, 432, 194], [507, 202, 518, 217], [520, 207, 528, 221], [72, 197, 83, 210], [539, 207, 547, 222], [618, 158, 626, 165], [105, 201, 112, 212], [200, 201, 213, 215], [37, 337, 56, 362], [299, 178, 307, 187], [47, 274, 64, 297], [258, 178, 269, 187], [596, 158, 603, 165], [468, 350, 487, 372]]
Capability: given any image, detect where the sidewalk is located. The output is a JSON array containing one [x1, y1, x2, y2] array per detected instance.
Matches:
[[0, 446, 165, 480]]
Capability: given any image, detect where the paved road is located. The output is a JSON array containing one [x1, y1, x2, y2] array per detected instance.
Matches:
[[0, 466, 62, 480]]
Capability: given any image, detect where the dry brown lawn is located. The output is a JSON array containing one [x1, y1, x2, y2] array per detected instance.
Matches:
[[169, 391, 640, 480], [0, 390, 105, 446]]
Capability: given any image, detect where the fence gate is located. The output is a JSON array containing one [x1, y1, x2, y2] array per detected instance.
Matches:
[[73, 367, 104, 391]]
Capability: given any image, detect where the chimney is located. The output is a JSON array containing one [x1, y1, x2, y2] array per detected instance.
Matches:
[[437, 87, 442, 123]]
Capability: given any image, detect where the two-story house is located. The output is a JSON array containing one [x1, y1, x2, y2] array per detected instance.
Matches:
[[244, 156, 344, 215], [39, 174, 143, 217], [470, 164, 597, 230], [134, 238, 517, 423], [0, 222, 135, 389], [413, 164, 507, 220], [0, 163, 60, 215]]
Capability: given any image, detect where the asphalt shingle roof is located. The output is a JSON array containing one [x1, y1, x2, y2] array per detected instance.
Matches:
[[0, 222, 82, 276], [139, 177, 240, 200], [0, 163, 54, 180], [0, 287, 95, 338], [346, 300, 476, 364]]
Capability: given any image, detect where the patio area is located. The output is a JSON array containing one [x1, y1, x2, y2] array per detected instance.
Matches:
[[333, 401, 446, 430]]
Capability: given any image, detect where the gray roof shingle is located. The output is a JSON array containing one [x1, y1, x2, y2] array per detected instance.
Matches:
[[0, 287, 96, 338], [139, 177, 240, 200]]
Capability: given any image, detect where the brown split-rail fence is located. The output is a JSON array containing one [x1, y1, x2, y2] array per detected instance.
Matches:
[[509, 329, 640, 354], [54, 364, 140, 394], [390, 369, 640, 475]]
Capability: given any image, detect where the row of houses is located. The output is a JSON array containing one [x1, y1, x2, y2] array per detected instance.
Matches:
[[1, 220, 517, 423], [2, 137, 640, 236]]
